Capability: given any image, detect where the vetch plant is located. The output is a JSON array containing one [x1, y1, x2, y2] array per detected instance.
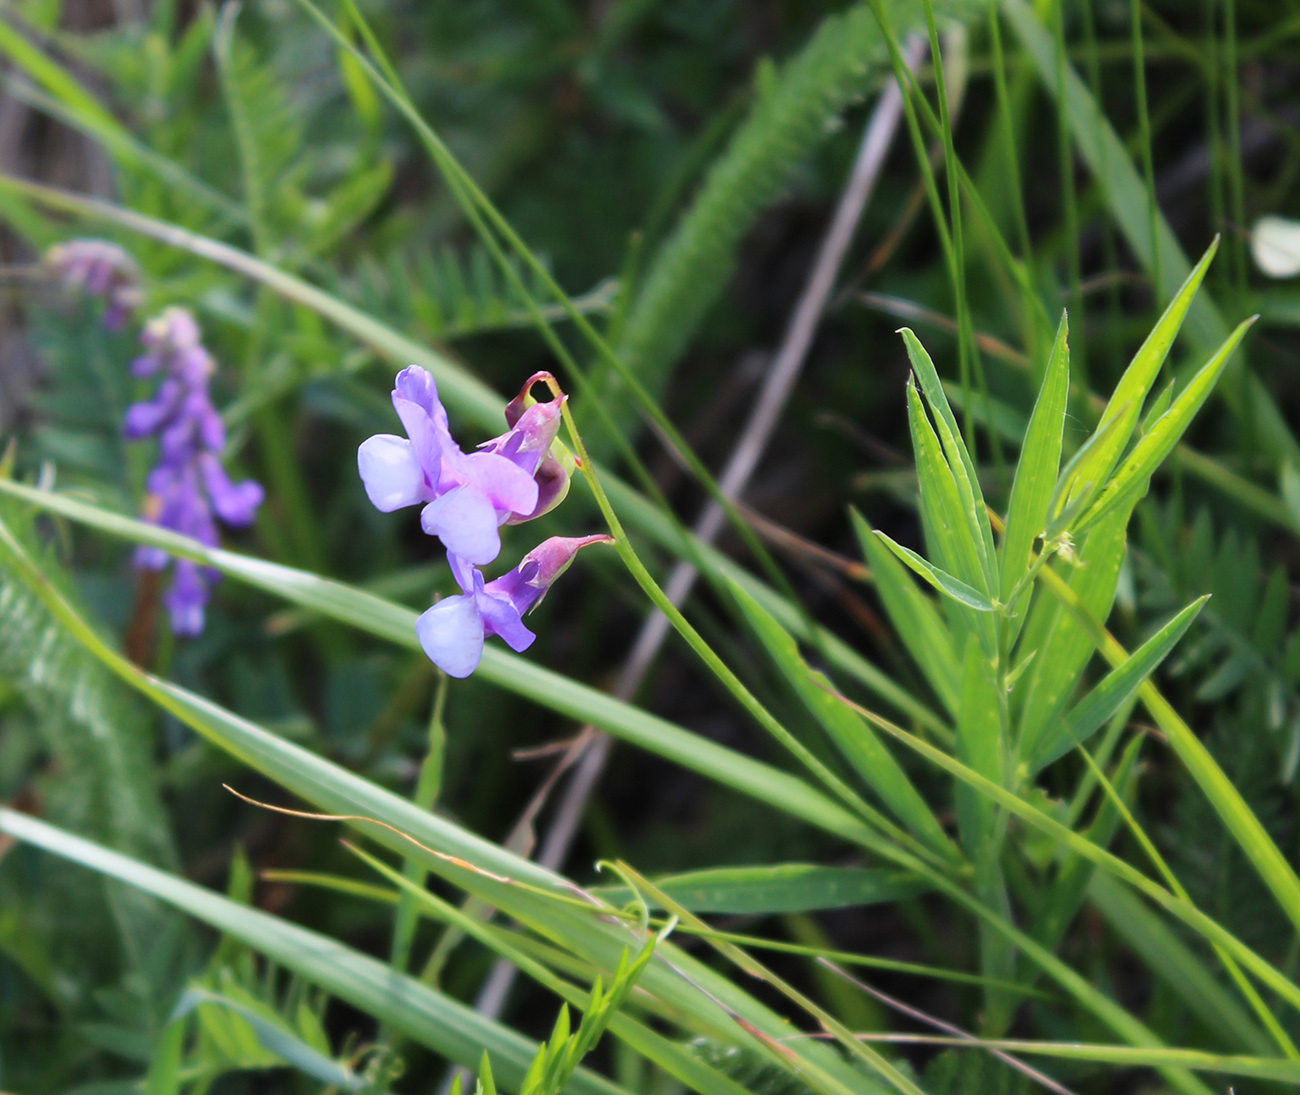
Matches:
[[43, 238, 142, 330], [124, 306, 264, 635], [360, 366, 608, 675]]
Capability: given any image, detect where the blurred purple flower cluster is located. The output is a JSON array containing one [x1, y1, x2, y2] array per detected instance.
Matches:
[[46, 237, 264, 637], [124, 308, 263, 635], [358, 366, 609, 677], [44, 239, 143, 331]]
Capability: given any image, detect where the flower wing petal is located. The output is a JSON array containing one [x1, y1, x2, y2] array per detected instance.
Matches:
[[358, 434, 428, 512], [415, 594, 484, 678], [476, 591, 536, 653]]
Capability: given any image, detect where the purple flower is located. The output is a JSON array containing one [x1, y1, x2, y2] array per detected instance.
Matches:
[[490, 371, 577, 525], [44, 239, 143, 330], [124, 307, 263, 636], [416, 535, 613, 677], [358, 366, 562, 565]]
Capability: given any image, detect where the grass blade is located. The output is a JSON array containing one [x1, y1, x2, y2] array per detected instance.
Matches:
[[588, 864, 928, 916], [0, 809, 625, 1095], [826, 689, 1300, 1024], [1089, 873, 1275, 1056], [0, 508, 898, 1093], [0, 479, 879, 853]]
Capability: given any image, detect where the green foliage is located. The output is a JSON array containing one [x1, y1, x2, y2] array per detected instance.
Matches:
[[603, 0, 983, 436], [2, 0, 1300, 1092], [921, 1051, 1032, 1095]]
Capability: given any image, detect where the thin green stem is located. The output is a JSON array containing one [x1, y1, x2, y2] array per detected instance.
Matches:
[[1130, 0, 1162, 315], [1223, 0, 1247, 290], [1053, 0, 1088, 390]]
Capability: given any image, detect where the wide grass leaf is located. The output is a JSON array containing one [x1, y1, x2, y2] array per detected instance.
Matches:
[[0, 503, 892, 1095], [0, 478, 874, 851]]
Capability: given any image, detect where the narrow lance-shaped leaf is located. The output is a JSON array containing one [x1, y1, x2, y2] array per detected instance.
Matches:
[[850, 508, 960, 716], [1016, 508, 1131, 764], [1060, 239, 1219, 519], [1000, 312, 1069, 610], [900, 328, 996, 585], [1045, 406, 1131, 536], [1034, 596, 1209, 770], [875, 530, 996, 612], [1075, 317, 1257, 536], [906, 378, 991, 597]]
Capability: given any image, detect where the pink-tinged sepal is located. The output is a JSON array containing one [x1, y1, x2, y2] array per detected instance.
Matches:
[[484, 534, 614, 616]]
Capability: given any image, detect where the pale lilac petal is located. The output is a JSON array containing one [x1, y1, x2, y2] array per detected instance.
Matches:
[[420, 485, 501, 565], [199, 453, 263, 526], [392, 397, 450, 488], [415, 595, 485, 678], [479, 399, 562, 479], [476, 591, 535, 653], [393, 366, 449, 432], [461, 451, 539, 518], [358, 434, 428, 511], [484, 534, 613, 616]]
